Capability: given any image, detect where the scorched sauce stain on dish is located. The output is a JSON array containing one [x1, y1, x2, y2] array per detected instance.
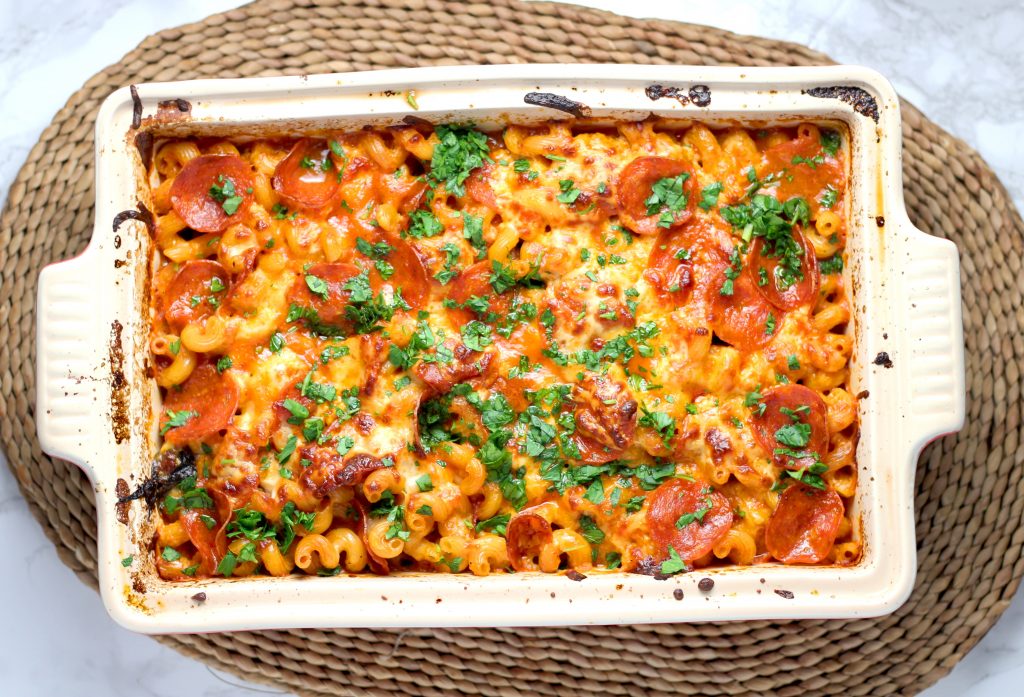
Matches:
[[143, 119, 859, 581]]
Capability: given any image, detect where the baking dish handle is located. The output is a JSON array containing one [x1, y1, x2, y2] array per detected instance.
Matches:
[[898, 221, 966, 450], [36, 245, 107, 479]]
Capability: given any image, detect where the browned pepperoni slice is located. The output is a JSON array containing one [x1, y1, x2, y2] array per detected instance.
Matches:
[[161, 364, 239, 444], [163, 260, 229, 332], [272, 138, 342, 211], [750, 384, 829, 469], [170, 155, 254, 233], [748, 226, 819, 311], [765, 483, 844, 563], [616, 157, 697, 235], [647, 478, 733, 562]]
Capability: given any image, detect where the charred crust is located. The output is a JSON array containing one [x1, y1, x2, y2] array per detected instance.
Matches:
[[704, 428, 731, 461], [402, 114, 433, 127], [129, 85, 142, 129], [158, 98, 191, 113], [646, 84, 689, 106], [134, 130, 154, 168], [688, 85, 711, 107], [873, 351, 893, 369], [118, 449, 197, 507], [115, 478, 131, 525], [112, 203, 154, 235], [524, 92, 592, 118], [109, 320, 130, 444], [803, 86, 879, 122]]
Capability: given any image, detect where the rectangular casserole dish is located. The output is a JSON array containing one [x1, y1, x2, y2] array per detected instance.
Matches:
[[36, 64, 964, 633]]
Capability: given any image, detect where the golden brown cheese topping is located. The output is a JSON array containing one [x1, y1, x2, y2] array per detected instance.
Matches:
[[145, 120, 859, 580]]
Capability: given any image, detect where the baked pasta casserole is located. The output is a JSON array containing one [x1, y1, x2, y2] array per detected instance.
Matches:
[[144, 118, 859, 580]]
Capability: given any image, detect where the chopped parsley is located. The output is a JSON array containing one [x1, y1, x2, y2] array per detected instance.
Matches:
[[660, 545, 688, 575], [160, 409, 197, 436], [698, 181, 723, 210], [407, 209, 444, 238], [429, 124, 491, 197], [578, 515, 606, 544], [208, 175, 244, 215], [820, 129, 841, 156], [638, 404, 676, 447], [556, 179, 582, 205], [819, 184, 838, 209], [819, 254, 844, 275], [475, 514, 511, 536], [645, 173, 690, 228]]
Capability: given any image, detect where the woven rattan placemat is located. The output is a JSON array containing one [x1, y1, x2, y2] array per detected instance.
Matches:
[[3, 1, 1022, 694]]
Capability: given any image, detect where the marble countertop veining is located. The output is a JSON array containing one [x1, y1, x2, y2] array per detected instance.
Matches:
[[1, 0, 1022, 695]]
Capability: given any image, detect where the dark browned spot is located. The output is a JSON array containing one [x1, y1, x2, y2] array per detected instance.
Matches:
[[688, 85, 711, 107], [673, 588, 684, 600], [698, 577, 715, 592], [876, 215, 885, 227], [129, 84, 142, 129], [524, 91, 592, 118], [645, 84, 689, 106], [191, 592, 207, 603], [158, 98, 191, 113], [774, 589, 795, 599], [566, 569, 587, 582], [402, 114, 432, 127], [873, 352, 893, 369], [109, 320, 129, 444], [803, 86, 880, 122], [856, 390, 870, 399], [134, 130, 154, 168], [115, 478, 130, 525], [704, 429, 731, 462]]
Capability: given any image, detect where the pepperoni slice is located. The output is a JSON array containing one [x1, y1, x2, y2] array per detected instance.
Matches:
[[161, 363, 239, 445], [414, 341, 492, 397], [299, 449, 388, 499], [748, 226, 820, 311], [465, 164, 498, 210], [645, 227, 699, 305], [750, 384, 829, 469], [568, 374, 638, 464], [163, 260, 230, 332], [762, 131, 844, 217], [506, 509, 553, 571], [616, 157, 697, 236], [353, 499, 390, 575], [446, 260, 512, 323], [180, 508, 225, 577], [169, 155, 254, 233], [765, 483, 844, 563], [375, 233, 430, 309], [647, 478, 733, 562], [272, 138, 342, 211], [288, 262, 362, 329], [704, 249, 778, 351]]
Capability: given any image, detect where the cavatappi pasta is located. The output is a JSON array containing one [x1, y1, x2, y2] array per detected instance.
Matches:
[[147, 119, 859, 580]]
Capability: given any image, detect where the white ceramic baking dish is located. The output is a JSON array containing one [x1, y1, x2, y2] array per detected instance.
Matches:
[[36, 64, 964, 633]]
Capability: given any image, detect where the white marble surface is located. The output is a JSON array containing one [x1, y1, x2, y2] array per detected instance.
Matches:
[[1, 0, 1022, 694]]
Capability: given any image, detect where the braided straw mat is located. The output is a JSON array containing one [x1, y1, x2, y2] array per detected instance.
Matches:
[[2, 0, 1022, 695]]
